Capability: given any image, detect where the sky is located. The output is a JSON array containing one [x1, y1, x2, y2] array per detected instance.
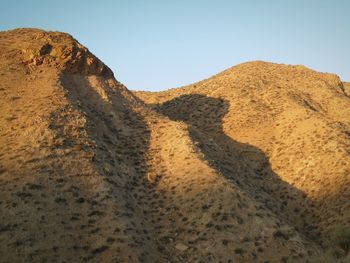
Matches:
[[1, 0, 349, 91]]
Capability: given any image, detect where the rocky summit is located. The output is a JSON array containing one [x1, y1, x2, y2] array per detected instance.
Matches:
[[0, 28, 349, 263]]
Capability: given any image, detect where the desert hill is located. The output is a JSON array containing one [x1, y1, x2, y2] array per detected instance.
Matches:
[[134, 62, 350, 258], [134, 61, 350, 235], [0, 28, 349, 263]]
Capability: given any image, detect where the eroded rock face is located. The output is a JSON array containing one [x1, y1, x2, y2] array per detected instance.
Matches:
[[15, 29, 113, 76]]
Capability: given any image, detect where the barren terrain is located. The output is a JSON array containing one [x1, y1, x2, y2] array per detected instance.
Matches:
[[0, 29, 349, 263]]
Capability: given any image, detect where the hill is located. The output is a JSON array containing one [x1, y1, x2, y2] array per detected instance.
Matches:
[[134, 61, 350, 242], [0, 28, 349, 262]]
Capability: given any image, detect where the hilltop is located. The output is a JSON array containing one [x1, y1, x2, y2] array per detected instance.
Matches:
[[0, 28, 349, 263]]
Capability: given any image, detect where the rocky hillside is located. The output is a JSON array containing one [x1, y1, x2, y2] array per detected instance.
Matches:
[[135, 61, 350, 258], [344, 82, 350, 96], [0, 28, 349, 263]]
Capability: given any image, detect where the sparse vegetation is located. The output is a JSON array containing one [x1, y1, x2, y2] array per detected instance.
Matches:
[[0, 28, 349, 263], [328, 225, 350, 254]]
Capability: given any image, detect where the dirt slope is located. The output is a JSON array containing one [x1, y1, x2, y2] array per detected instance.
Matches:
[[134, 61, 350, 247], [0, 28, 160, 262], [0, 28, 348, 263]]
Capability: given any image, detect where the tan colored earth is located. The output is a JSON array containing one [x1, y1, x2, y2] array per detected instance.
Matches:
[[0, 28, 349, 263]]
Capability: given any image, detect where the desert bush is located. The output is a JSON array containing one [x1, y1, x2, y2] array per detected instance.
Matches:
[[310, 249, 348, 263], [328, 225, 350, 253], [311, 225, 350, 263]]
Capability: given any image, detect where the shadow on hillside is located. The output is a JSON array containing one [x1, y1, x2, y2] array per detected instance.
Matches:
[[0, 72, 156, 262], [153, 94, 321, 242], [53, 74, 161, 262]]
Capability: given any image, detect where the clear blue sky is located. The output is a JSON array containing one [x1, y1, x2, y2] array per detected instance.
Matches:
[[1, 0, 349, 91]]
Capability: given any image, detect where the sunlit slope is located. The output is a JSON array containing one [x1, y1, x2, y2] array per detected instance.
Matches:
[[134, 61, 350, 245], [0, 28, 347, 263], [0, 28, 161, 263]]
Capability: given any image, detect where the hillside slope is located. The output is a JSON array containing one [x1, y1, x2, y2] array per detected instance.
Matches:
[[0, 28, 161, 262], [134, 61, 350, 248], [0, 28, 348, 263]]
